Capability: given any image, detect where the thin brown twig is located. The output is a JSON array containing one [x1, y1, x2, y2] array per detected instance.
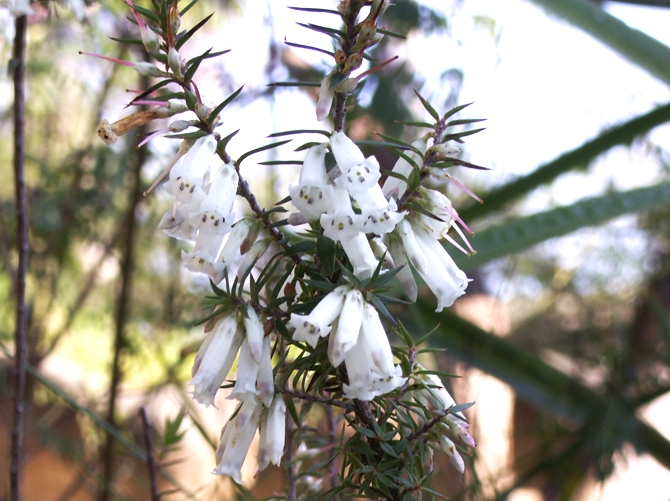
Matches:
[[139, 407, 160, 501], [282, 389, 354, 412], [10, 13, 28, 501], [325, 404, 340, 501], [285, 401, 297, 501]]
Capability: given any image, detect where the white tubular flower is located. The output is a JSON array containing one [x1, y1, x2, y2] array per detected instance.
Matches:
[[382, 138, 428, 200], [258, 395, 287, 471], [328, 288, 364, 367], [395, 219, 427, 274], [227, 338, 260, 402], [185, 211, 233, 262], [288, 285, 350, 347], [289, 184, 335, 222], [316, 71, 336, 121], [385, 235, 418, 302], [437, 435, 465, 474], [202, 162, 239, 214], [181, 251, 226, 284], [412, 224, 468, 307], [320, 188, 364, 242], [256, 335, 275, 407], [299, 143, 329, 185], [330, 132, 382, 197], [395, 219, 468, 311], [171, 134, 217, 180], [342, 303, 405, 400], [289, 145, 334, 221], [214, 400, 262, 483], [370, 237, 394, 270], [189, 314, 244, 407], [330, 131, 365, 168], [220, 218, 258, 265], [356, 184, 406, 236], [237, 237, 272, 280], [340, 234, 378, 280], [242, 304, 264, 364], [159, 177, 206, 241]]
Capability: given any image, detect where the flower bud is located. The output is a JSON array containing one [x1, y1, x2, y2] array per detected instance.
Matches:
[[168, 47, 182, 76], [140, 26, 160, 55], [169, 6, 181, 39], [134, 62, 169, 78], [195, 102, 210, 122], [342, 53, 363, 74], [169, 120, 191, 132]]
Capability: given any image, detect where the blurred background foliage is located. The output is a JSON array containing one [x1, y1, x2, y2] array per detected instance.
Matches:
[[2, 0, 670, 499]]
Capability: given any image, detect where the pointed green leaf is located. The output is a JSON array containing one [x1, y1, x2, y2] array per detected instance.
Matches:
[[268, 129, 331, 138], [296, 22, 345, 40], [442, 102, 474, 121], [413, 89, 440, 121], [236, 139, 292, 167], [284, 40, 334, 57], [217, 128, 240, 152], [208, 84, 244, 123], [317, 236, 336, 276], [175, 13, 214, 50]]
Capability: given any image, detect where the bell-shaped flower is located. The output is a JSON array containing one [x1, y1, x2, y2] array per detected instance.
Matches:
[[256, 335, 275, 407], [330, 132, 381, 198], [328, 288, 364, 367], [436, 435, 465, 474], [214, 399, 262, 483], [340, 234, 378, 280], [394, 219, 468, 311], [342, 303, 406, 400], [221, 218, 261, 265], [237, 237, 272, 280], [181, 251, 226, 284], [258, 395, 286, 471], [189, 313, 244, 407], [357, 184, 406, 236], [289, 145, 334, 221], [242, 304, 264, 364], [288, 285, 350, 347], [382, 138, 428, 200], [227, 338, 260, 403], [385, 235, 417, 301], [320, 188, 364, 242]]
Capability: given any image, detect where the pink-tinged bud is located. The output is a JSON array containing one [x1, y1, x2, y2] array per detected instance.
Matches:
[[169, 5, 181, 41]]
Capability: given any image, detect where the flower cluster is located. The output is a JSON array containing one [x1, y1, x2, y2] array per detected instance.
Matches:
[[290, 132, 405, 280], [288, 285, 406, 400], [382, 142, 474, 311], [190, 304, 286, 481], [91, 0, 484, 493], [412, 372, 477, 473]]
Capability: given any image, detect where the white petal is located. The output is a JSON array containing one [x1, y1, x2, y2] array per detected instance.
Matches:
[[227, 338, 260, 402], [256, 335, 275, 407], [258, 395, 286, 470], [289, 184, 334, 221], [243, 305, 264, 364], [340, 234, 378, 280], [330, 131, 365, 170], [299, 144, 329, 186], [329, 289, 364, 367], [214, 400, 261, 482], [381, 139, 428, 200]]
